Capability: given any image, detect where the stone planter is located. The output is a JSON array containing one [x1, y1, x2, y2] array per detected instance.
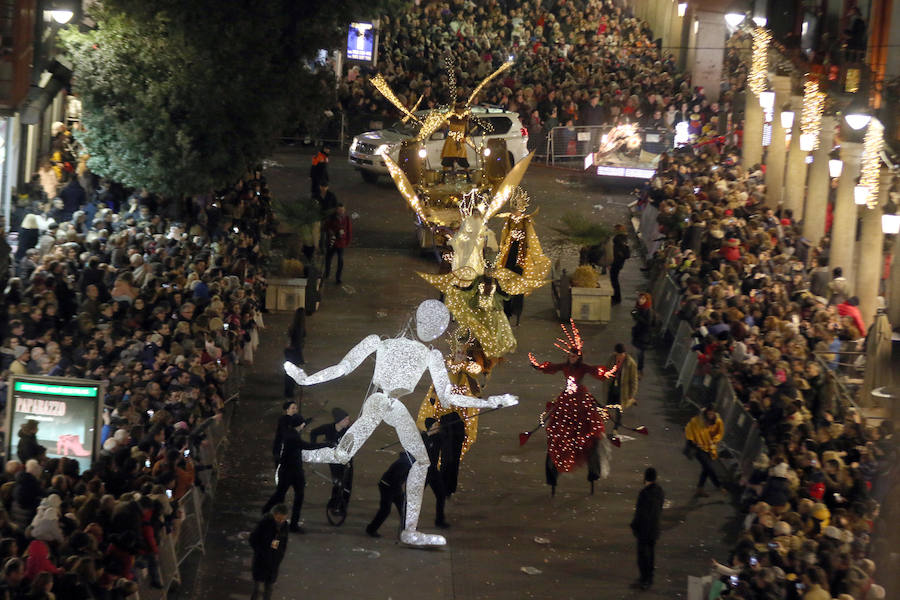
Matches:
[[266, 277, 307, 312], [569, 279, 613, 323]]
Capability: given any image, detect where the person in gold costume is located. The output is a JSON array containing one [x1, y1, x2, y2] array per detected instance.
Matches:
[[440, 102, 471, 181], [497, 189, 551, 326]]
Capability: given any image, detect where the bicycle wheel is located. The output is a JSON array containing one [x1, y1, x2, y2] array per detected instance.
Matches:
[[326, 497, 347, 526]]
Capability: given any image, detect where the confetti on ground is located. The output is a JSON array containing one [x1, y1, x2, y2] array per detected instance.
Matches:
[[533, 537, 550, 545], [500, 455, 522, 463], [520, 566, 542, 575]]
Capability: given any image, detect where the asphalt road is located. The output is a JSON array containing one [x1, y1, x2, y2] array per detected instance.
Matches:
[[191, 150, 739, 600]]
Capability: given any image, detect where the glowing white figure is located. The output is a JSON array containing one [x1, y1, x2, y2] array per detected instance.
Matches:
[[283, 300, 517, 546]]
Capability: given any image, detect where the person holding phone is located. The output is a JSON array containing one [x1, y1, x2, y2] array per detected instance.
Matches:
[[151, 448, 195, 501], [249, 504, 289, 600]]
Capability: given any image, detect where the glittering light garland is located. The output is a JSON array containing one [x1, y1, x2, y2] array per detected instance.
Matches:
[[748, 27, 771, 97], [859, 119, 884, 209], [287, 300, 518, 546], [799, 78, 825, 151]]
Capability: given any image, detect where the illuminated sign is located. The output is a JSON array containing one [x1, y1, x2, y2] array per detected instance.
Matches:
[[595, 166, 655, 179], [596, 166, 625, 177], [624, 168, 656, 179], [14, 381, 98, 397], [7, 377, 104, 470], [347, 22, 376, 62]]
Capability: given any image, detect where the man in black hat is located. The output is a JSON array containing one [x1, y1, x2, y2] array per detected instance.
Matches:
[[261, 407, 327, 533], [630, 467, 664, 590], [310, 407, 353, 514]]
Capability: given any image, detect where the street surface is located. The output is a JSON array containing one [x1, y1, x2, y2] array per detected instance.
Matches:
[[191, 150, 738, 599]]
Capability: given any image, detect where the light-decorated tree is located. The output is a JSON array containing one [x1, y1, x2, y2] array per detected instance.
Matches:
[[61, 0, 399, 196]]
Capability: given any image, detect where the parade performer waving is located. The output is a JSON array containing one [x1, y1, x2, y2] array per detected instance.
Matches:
[[527, 320, 617, 495]]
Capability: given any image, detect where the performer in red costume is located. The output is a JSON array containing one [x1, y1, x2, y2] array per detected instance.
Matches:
[[528, 320, 618, 495]]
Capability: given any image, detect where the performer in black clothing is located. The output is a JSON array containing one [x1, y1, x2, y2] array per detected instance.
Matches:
[[610, 224, 629, 304], [630, 467, 665, 590], [365, 452, 413, 538], [422, 419, 449, 528], [270, 401, 299, 463], [309, 407, 353, 513], [249, 504, 289, 600], [261, 414, 327, 533]]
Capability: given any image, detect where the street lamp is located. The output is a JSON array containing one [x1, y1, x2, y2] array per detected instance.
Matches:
[[844, 95, 872, 131], [883, 213, 900, 234], [780, 109, 794, 130], [828, 157, 843, 178], [46, 1, 75, 24], [759, 91, 775, 110], [752, 16, 767, 27], [854, 184, 870, 205], [883, 192, 900, 233], [799, 133, 816, 152], [678, 3, 687, 18], [725, 12, 746, 27]]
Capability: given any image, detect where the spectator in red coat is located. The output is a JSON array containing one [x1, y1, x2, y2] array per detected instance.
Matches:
[[24, 539, 62, 581], [324, 203, 352, 285], [837, 296, 867, 337]]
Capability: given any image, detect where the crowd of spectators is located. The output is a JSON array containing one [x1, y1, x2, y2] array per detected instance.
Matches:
[[640, 144, 893, 599], [338, 0, 747, 149], [0, 122, 275, 598]]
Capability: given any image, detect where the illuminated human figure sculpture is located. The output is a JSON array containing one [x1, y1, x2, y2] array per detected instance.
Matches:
[[283, 300, 517, 547]]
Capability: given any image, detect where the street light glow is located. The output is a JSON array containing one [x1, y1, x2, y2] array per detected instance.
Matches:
[[49, 9, 73, 23], [828, 159, 843, 178], [677, 3, 687, 17], [724, 12, 745, 28], [845, 113, 872, 131], [780, 110, 794, 130]]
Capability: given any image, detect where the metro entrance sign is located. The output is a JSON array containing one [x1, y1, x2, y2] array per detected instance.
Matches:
[[6, 376, 105, 470]]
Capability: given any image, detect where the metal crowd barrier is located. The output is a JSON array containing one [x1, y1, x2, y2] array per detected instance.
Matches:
[[134, 371, 241, 599], [649, 271, 765, 476]]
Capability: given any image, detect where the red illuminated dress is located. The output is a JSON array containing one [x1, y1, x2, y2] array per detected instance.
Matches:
[[529, 320, 617, 493]]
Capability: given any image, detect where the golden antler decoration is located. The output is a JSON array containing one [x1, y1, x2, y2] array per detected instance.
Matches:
[[371, 74, 423, 126], [466, 59, 514, 107]]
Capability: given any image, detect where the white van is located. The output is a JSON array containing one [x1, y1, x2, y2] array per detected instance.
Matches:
[[348, 106, 530, 182]]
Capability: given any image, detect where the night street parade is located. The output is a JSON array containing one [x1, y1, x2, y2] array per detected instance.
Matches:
[[0, 0, 897, 599]]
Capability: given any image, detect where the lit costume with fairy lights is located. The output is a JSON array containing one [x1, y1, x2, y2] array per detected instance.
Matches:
[[284, 300, 517, 547], [496, 190, 551, 326], [527, 320, 617, 495], [419, 188, 548, 361]]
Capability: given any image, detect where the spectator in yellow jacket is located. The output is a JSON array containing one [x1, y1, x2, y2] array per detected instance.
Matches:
[[684, 407, 725, 497]]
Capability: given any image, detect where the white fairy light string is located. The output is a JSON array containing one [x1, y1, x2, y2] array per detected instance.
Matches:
[[284, 300, 517, 547]]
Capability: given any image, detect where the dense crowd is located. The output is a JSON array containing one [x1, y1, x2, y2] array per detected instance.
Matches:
[[0, 122, 275, 598], [338, 0, 745, 146], [641, 145, 892, 599]]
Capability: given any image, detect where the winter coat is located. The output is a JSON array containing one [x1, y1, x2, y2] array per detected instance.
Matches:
[[11, 472, 44, 528], [759, 476, 792, 507], [607, 353, 639, 408], [631, 306, 653, 349], [249, 514, 288, 583], [24, 539, 62, 580], [16, 433, 45, 463], [630, 482, 665, 542]]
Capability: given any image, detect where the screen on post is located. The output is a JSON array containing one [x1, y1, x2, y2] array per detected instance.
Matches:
[[9, 379, 101, 471], [347, 22, 375, 62]]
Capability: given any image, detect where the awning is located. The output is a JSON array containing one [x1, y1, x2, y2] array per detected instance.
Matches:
[[20, 60, 72, 125]]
